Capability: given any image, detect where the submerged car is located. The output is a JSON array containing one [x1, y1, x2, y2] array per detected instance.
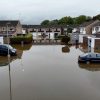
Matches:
[[78, 53, 100, 63], [0, 44, 17, 56]]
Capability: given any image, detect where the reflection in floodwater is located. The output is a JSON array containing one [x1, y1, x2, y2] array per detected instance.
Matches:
[[62, 45, 70, 53], [12, 44, 32, 51], [79, 44, 100, 53], [75, 44, 79, 49], [78, 62, 100, 71], [0, 44, 32, 67], [8, 56, 12, 100], [0, 50, 23, 67], [0, 44, 32, 100]]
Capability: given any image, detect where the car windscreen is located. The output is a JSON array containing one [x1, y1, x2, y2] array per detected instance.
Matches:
[[6, 45, 13, 50], [80, 53, 88, 57]]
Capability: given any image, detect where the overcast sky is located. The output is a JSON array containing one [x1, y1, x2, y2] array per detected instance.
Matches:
[[0, 0, 100, 24]]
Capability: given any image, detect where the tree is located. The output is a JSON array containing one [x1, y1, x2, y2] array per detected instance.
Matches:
[[49, 19, 59, 25], [67, 16, 74, 25], [40, 14, 99, 26], [41, 20, 50, 26], [67, 27, 73, 33], [93, 14, 100, 20], [75, 15, 87, 24], [58, 17, 68, 25], [86, 16, 92, 21]]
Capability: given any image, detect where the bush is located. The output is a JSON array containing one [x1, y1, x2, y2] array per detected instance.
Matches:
[[56, 35, 70, 44], [61, 36, 70, 44], [10, 34, 33, 44], [57, 35, 65, 39]]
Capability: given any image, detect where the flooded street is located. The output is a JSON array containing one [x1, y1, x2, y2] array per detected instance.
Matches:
[[0, 45, 100, 100]]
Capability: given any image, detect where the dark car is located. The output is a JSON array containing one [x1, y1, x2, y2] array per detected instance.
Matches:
[[78, 53, 100, 63], [0, 44, 17, 56]]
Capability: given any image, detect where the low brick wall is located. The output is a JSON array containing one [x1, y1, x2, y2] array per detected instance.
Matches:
[[83, 36, 88, 46]]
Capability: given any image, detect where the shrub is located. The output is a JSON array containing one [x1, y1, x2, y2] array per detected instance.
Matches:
[[57, 35, 65, 39], [61, 36, 70, 44]]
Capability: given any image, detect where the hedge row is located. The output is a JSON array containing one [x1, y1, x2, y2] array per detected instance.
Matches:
[[10, 34, 33, 44]]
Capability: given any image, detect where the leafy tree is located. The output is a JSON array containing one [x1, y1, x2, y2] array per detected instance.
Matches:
[[93, 14, 100, 20], [40, 14, 99, 26], [49, 19, 59, 25], [67, 27, 73, 33], [41, 20, 50, 26], [86, 16, 92, 21], [58, 17, 68, 25], [67, 16, 74, 25], [75, 15, 87, 24]]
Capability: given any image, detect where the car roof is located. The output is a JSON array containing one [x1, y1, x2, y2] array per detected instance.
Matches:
[[0, 44, 8, 46], [0, 44, 10, 47], [81, 53, 100, 57]]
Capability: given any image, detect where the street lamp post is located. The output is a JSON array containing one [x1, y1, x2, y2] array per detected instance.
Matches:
[[6, 22, 12, 100], [6, 23, 10, 57]]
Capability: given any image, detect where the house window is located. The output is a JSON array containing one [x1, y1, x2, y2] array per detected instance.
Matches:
[[2, 27, 6, 31], [10, 28, 13, 31], [9, 27, 15, 31], [83, 28, 85, 31], [95, 27, 99, 32], [80, 27, 84, 32]]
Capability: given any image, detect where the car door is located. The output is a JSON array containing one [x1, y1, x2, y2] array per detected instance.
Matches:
[[0, 45, 2, 54], [96, 54, 100, 62], [86, 54, 92, 61], [2, 45, 8, 55]]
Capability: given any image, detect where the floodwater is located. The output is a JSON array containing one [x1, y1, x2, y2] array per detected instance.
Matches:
[[0, 44, 100, 100]]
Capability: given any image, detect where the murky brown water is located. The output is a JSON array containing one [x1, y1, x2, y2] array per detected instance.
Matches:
[[0, 45, 100, 100]]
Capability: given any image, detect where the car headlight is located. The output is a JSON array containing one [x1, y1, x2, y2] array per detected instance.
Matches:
[[12, 49, 16, 53]]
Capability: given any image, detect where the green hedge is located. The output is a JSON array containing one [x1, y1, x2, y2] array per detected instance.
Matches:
[[10, 34, 33, 44]]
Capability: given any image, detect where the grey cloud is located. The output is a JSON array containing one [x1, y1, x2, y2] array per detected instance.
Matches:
[[0, 0, 99, 24]]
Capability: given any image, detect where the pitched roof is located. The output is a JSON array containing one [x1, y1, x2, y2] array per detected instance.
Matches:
[[92, 21, 100, 27], [80, 20, 94, 27], [0, 20, 19, 26], [22, 24, 74, 29]]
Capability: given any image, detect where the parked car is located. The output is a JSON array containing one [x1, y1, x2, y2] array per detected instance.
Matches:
[[78, 53, 100, 63], [0, 44, 17, 56]]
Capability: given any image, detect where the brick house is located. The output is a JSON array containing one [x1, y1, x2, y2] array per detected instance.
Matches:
[[22, 25, 68, 39], [79, 20, 100, 43], [0, 20, 22, 36]]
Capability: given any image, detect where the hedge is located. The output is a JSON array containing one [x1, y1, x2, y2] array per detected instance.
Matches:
[[10, 34, 33, 44]]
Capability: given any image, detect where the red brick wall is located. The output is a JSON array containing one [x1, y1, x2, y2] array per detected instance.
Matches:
[[83, 36, 88, 46], [95, 39, 100, 49]]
